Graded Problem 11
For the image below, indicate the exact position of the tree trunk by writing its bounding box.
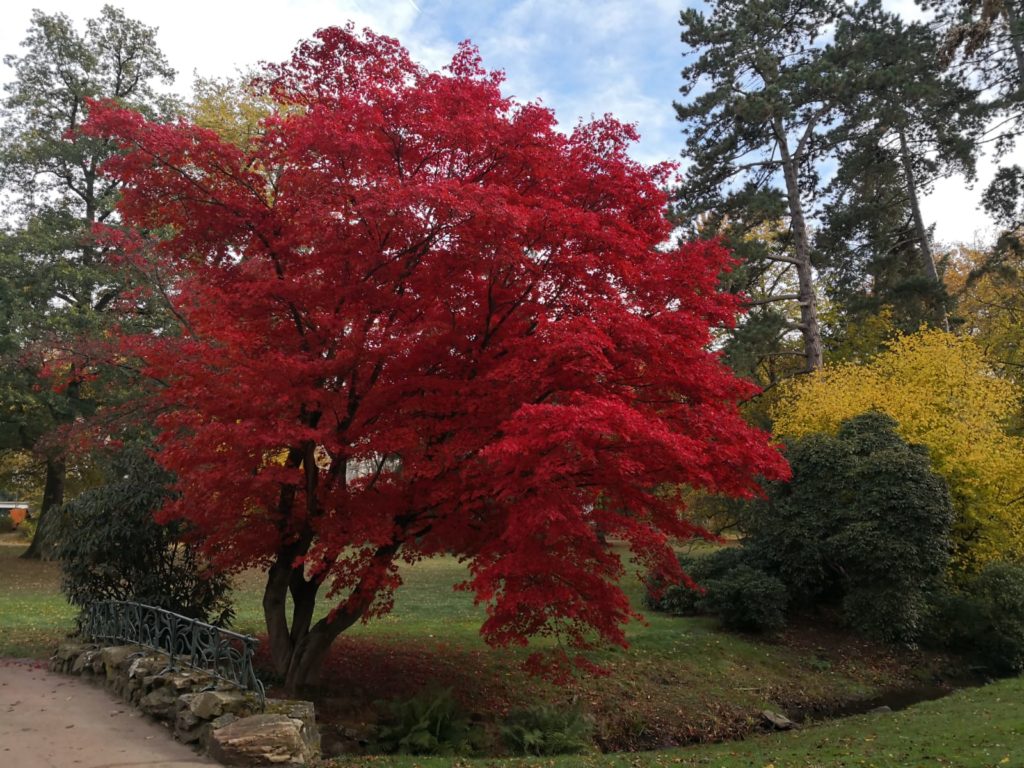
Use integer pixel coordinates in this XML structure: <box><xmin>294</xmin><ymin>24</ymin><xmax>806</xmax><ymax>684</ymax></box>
<box><xmin>282</xmin><ymin>612</ymin><xmax>359</xmax><ymax>696</ymax></box>
<box><xmin>775</xmin><ymin>124</ymin><xmax>824</xmax><ymax>372</ymax></box>
<box><xmin>263</xmin><ymin>541</ymin><xmax>400</xmax><ymax>696</ymax></box>
<box><xmin>20</xmin><ymin>455</ymin><xmax>65</xmax><ymax>560</ymax></box>
<box><xmin>1002</xmin><ymin>0</ymin><xmax>1024</xmax><ymax>93</ymax></box>
<box><xmin>898</xmin><ymin>127</ymin><xmax>949</xmax><ymax>330</ymax></box>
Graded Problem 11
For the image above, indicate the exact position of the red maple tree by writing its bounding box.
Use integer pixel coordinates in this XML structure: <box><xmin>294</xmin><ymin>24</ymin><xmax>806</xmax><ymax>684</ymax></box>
<box><xmin>84</xmin><ymin>27</ymin><xmax>789</xmax><ymax>693</ymax></box>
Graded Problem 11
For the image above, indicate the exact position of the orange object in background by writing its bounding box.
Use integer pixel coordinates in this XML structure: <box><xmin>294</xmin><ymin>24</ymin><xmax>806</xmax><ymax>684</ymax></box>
<box><xmin>9</xmin><ymin>508</ymin><xmax>27</xmax><ymax>526</ymax></box>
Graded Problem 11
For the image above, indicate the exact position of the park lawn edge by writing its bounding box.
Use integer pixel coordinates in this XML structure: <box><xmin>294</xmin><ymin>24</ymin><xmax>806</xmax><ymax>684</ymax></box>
<box><xmin>323</xmin><ymin>675</ymin><xmax>1024</xmax><ymax>768</ymax></box>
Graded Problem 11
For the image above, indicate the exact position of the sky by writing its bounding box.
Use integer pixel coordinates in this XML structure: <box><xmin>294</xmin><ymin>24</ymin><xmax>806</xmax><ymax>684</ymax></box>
<box><xmin>0</xmin><ymin>0</ymin><xmax>1011</xmax><ymax>246</ymax></box>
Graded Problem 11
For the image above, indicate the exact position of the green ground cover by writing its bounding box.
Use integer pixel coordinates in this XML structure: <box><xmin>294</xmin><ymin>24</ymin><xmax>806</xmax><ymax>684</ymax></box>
<box><xmin>0</xmin><ymin>537</ymin><xmax>76</xmax><ymax>656</ymax></box>
<box><xmin>324</xmin><ymin>675</ymin><xmax>1024</xmax><ymax>767</ymax></box>
<box><xmin>0</xmin><ymin>532</ymin><xmax>954</xmax><ymax>753</ymax></box>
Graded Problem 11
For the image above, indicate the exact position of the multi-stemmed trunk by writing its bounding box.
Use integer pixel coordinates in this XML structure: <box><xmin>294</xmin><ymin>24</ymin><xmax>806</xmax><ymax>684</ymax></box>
<box><xmin>262</xmin><ymin>528</ymin><xmax>399</xmax><ymax>695</ymax></box>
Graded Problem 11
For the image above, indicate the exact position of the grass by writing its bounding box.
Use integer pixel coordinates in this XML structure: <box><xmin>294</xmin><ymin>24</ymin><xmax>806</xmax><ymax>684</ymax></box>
<box><xmin>218</xmin><ymin>544</ymin><xmax>954</xmax><ymax>752</ymax></box>
<box><xmin>0</xmin><ymin>535</ymin><xmax>76</xmax><ymax>656</ymax></box>
<box><xmin>0</xmin><ymin>531</ymin><xmax>991</xmax><ymax>758</ymax></box>
<box><xmin>324</xmin><ymin>675</ymin><xmax>1024</xmax><ymax>767</ymax></box>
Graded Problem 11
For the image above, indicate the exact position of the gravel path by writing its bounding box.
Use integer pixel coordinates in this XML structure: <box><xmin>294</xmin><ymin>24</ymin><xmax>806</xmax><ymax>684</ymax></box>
<box><xmin>0</xmin><ymin>659</ymin><xmax>215</xmax><ymax>768</ymax></box>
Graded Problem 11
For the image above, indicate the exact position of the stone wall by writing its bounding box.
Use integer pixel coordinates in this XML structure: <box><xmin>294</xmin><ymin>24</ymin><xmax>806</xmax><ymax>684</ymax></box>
<box><xmin>50</xmin><ymin>641</ymin><xmax>320</xmax><ymax>767</ymax></box>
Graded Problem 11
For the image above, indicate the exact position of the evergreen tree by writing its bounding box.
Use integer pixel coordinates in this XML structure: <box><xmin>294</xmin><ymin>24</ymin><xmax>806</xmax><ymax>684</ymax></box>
<box><xmin>675</xmin><ymin>0</ymin><xmax>846</xmax><ymax>375</ymax></box>
<box><xmin>921</xmin><ymin>0</ymin><xmax>1024</xmax><ymax>106</ymax></box>
<box><xmin>922</xmin><ymin>1</ymin><xmax>1024</xmax><ymax>246</ymax></box>
<box><xmin>0</xmin><ymin>6</ymin><xmax>175</xmax><ymax>557</ymax></box>
<box><xmin>818</xmin><ymin>2</ymin><xmax>984</xmax><ymax>337</ymax></box>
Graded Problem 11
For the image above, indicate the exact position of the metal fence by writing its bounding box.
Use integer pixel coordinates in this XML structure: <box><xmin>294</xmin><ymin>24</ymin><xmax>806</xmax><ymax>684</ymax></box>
<box><xmin>82</xmin><ymin>600</ymin><xmax>265</xmax><ymax>702</ymax></box>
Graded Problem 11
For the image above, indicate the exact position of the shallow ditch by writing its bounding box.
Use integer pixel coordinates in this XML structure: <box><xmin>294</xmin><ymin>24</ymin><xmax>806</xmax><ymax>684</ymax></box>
<box><xmin>785</xmin><ymin>675</ymin><xmax>987</xmax><ymax>724</ymax></box>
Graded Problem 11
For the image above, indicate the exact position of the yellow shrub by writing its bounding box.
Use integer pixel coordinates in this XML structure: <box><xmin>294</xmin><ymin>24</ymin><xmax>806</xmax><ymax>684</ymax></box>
<box><xmin>773</xmin><ymin>329</ymin><xmax>1024</xmax><ymax>571</ymax></box>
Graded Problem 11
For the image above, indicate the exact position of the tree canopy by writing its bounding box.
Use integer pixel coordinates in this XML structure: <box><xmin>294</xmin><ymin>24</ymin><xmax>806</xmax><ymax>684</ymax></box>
<box><xmin>82</xmin><ymin>26</ymin><xmax>789</xmax><ymax>692</ymax></box>
<box><xmin>0</xmin><ymin>5</ymin><xmax>175</xmax><ymax>557</ymax></box>
<box><xmin>675</xmin><ymin>0</ymin><xmax>847</xmax><ymax>375</ymax></box>
<box><xmin>773</xmin><ymin>329</ymin><xmax>1024</xmax><ymax>571</ymax></box>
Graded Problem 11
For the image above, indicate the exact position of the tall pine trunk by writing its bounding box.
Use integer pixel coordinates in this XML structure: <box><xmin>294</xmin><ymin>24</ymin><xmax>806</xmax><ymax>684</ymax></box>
<box><xmin>898</xmin><ymin>127</ymin><xmax>949</xmax><ymax>330</ymax></box>
<box><xmin>776</xmin><ymin>123</ymin><xmax>824</xmax><ymax>372</ymax></box>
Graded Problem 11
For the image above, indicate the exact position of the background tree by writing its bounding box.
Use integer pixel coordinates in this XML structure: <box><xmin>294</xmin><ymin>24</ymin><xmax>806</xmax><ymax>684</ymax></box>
<box><xmin>774</xmin><ymin>329</ymin><xmax>1024</xmax><ymax>571</ymax></box>
<box><xmin>921</xmin><ymin>0</ymin><xmax>1024</xmax><ymax>110</ymax></box>
<box><xmin>188</xmin><ymin>70</ymin><xmax>276</xmax><ymax>148</ymax></box>
<box><xmin>0</xmin><ymin>5</ymin><xmax>175</xmax><ymax>557</ymax></box>
<box><xmin>675</xmin><ymin>0</ymin><xmax>847</xmax><ymax>375</ymax></box>
<box><xmin>817</xmin><ymin>3</ymin><xmax>984</xmax><ymax>336</ymax></box>
<box><xmin>84</xmin><ymin>27</ymin><xmax>790</xmax><ymax>694</ymax></box>
<box><xmin>946</xmin><ymin>243</ymin><xmax>1024</xmax><ymax>407</ymax></box>
<box><xmin>922</xmin><ymin>0</ymin><xmax>1024</xmax><ymax>254</ymax></box>
<box><xmin>712</xmin><ymin>221</ymin><xmax>809</xmax><ymax>391</ymax></box>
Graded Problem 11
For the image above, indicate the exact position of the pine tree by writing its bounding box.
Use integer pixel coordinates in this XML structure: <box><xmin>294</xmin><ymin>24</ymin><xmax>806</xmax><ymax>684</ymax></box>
<box><xmin>675</xmin><ymin>0</ymin><xmax>847</xmax><ymax>375</ymax></box>
<box><xmin>818</xmin><ymin>2</ymin><xmax>984</xmax><ymax>337</ymax></box>
<box><xmin>922</xmin><ymin>0</ymin><xmax>1024</xmax><ymax>105</ymax></box>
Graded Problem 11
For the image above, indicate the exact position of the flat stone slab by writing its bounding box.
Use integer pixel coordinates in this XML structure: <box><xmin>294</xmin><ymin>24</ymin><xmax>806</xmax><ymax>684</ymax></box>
<box><xmin>208</xmin><ymin>713</ymin><xmax>308</xmax><ymax>766</ymax></box>
<box><xmin>0</xmin><ymin>658</ymin><xmax>214</xmax><ymax>767</ymax></box>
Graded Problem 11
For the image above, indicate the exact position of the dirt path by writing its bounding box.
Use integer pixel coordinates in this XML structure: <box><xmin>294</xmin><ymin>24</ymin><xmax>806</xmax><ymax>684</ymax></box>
<box><xmin>0</xmin><ymin>659</ymin><xmax>215</xmax><ymax>768</ymax></box>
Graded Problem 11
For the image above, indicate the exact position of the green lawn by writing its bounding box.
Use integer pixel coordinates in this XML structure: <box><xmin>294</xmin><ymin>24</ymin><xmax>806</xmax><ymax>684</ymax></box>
<box><xmin>325</xmin><ymin>675</ymin><xmax>1024</xmax><ymax>767</ymax></box>
<box><xmin>1</xmin><ymin>532</ymin><xmax>1001</xmax><ymax>760</ymax></box>
<box><xmin>0</xmin><ymin>537</ymin><xmax>76</xmax><ymax>656</ymax></box>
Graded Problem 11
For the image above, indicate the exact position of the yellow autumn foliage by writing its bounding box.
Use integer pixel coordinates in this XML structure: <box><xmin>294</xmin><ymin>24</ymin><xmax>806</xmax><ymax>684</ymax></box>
<box><xmin>947</xmin><ymin>244</ymin><xmax>1024</xmax><ymax>392</ymax></box>
<box><xmin>773</xmin><ymin>329</ymin><xmax>1024</xmax><ymax>571</ymax></box>
<box><xmin>189</xmin><ymin>72</ymin><xmax>278</xmax><ymax>149</ymax></box>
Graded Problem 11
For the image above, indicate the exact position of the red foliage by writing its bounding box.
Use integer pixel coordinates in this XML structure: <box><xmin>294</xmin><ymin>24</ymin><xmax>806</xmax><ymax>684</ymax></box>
<box><xmin>83</xmin><ymin>26</ymin><xmax>788</xmax><ymax>674</ymax></box>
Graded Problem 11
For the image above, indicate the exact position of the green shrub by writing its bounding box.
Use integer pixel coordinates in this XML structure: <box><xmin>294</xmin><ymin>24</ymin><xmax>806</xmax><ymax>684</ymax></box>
<box><xmin>651</xmin><ymin>413</ymin><xmax>954</xmax><ymax>643</ymax></box>
<box><xmin>15</xmin><ymin>514</ymin><xmax>37</xmax><ymax>541</ymax></box>
<box><xmin>646</xmin><ymin>547</ymin><xmax>787</xmax><ymax>633</ymax></box>
<box><xmin>376</xmin><ymin>688</ymin><xmax>472</xmax><ymax>756</ymax></box>
<box><xmin>55</xmin><ymin>442</ymin><xmax>233</xmax><ymax>625</ymax></box>
<box><xmin>500</xmin><ymin>703</ymin><xmax>594</xmax><ymax>756</ymax></box>
<box><xmin>643</xmin><ymin>555</ymin><xmax>703</xmax><ymax>615</ymax></box>
<box><xmin>702</xmin><ymin>564</ymin><xmax>788</xmax><ymax>633</ymax></box>
<box><xmin>931</xmin><ymin>562</ymin><xmax>1024</xmax><ymax>675</ymax></box>
<box><xmin>748</xmin><ymin>411</ymin><xmax>954</xmax><ymax>643</ymax></box>
<box><xmin>643</xmin><ymin>548</ymin><xmax>750</xmax><ymax>616</ymax></box>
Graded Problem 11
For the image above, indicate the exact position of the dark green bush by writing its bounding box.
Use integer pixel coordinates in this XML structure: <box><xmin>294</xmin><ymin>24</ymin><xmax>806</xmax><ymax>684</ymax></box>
<box><xmin>500</xmin><ymin>703</ymin><xmax>594</xmax><ymax>756</ymax></box>
<box><xmin>643</xmin><ymin>555</ymin><xmax>702</xmax><ymax>615</ymax></box>
<box><xmin>649</xmin><ymin>413</ymin><xmax>954</xmax><ymax>644</ymax></box>
<box><xmin>749</xmin><ymin>411</ymin><xmax>954</xmax><ymax>643</ymax></box>
<box><xmin>376</xmin><ymin>688</ymin><xmax>472</xmax><ymax>756</ymax></box>
<box><xmin>55</xmin><ymin>442</ymin><xmax>233</xmax><ymax>625</ymax></box>
<box><xmin>702</xmin><ymin>564</ymin><xmax>789</xmax><ymax>633</ymax></box>
<box><xmin>643</xmin><ymin>547</ymin><xmax>751</xmax><ymax>616</ymax></box>
<box><xmin>930</xmin><ymin>562</ymin><xmax>1024</xmax><ymax>675</ymax></box>
<box><xmin>645</xmin><ymin>548</ymin><xmax>787</xmax><ymax>633</ymax></box>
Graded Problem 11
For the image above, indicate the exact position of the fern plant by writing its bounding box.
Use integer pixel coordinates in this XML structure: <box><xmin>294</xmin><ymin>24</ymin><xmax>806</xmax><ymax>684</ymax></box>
<box><xmin>500</xmin><ymin>703</ymin><xmax>594</xmax><ymax>756</ymax></box>
<box><xmin>376</xmin><ymin>688</ymin><xmax>472</xmax><ymax>756</ymax></box>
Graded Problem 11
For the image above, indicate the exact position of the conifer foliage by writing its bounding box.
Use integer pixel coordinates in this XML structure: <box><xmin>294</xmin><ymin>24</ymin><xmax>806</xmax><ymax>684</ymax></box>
<box><xmin>84</xmin><ymin>27</ymin><xmax>788</xmax><ymax>692</ymax></box>
<box><xmin>675</xmin><ymin>0</ymin><xmax>844</xmax><ymax>374</ymax></box>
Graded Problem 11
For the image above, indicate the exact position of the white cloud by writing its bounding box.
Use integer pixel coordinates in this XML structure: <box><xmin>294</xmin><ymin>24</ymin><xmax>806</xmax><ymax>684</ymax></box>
<box><xmin>0</xmin><ymin>1</ymin><xmax>438</xmax><ymax>91</ymax></box>
<box><xmin>927</xmin><ymin>138</ymin><xmax>1024</xmax><ymax>247</ymax></box>
<box><xmin>0</xmin><ymin>0</ymin><xmax>1013</xmax><ymax>246</ymax></box>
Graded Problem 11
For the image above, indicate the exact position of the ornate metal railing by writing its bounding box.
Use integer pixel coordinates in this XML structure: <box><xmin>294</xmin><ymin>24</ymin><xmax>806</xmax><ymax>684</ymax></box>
<box><xmin>82</xmin><ymin>600</ymin><xmax>265</xmax><ymax>702</ymax></box>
